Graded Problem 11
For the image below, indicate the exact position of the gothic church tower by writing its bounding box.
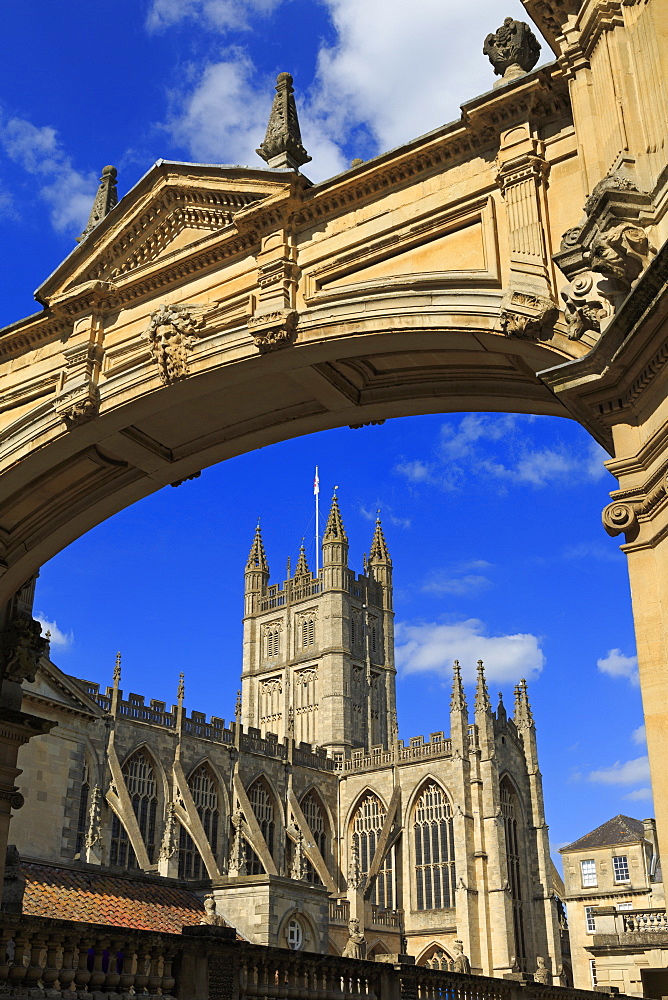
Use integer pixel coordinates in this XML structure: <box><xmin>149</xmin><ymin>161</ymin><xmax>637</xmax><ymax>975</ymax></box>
<box><xmin>241</xmin><ymin>496</ymin><xmax>396</xmax><ymax>754</ymax></box>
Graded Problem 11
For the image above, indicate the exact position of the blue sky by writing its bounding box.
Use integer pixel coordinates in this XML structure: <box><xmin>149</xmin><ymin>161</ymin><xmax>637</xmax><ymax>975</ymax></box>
<box><xmin>0</xmin><ymin>1</ymin><xmax>648</xmax><ymax>865</ymax></box>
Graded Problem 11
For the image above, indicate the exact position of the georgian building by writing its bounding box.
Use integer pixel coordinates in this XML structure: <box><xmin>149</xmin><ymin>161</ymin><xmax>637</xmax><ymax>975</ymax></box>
<box><xmin>9</xmin><ymin>496</ymin><xmax>566</xmax><ymax>979</ymax></box>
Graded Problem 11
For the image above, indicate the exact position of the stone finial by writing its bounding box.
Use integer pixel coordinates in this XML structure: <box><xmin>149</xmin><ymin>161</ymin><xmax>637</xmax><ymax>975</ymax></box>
<box><xmin>177</xmin><ymin>672</ymin><xmax>185</xmax><ymax>705</ymax></box>
<box><xmin>245</xmin><ymin>521</ymin><xmax>269</xmax><ymax>573</ymax></box>
<box><xmin>474</xmin><ymin>659</ymin><xmax>492</xmax><ymax>714</ymax></box>
<box><xmin>235</xmin><ymin>689</ymin><xmax>242</xmax><ymax>723</ymax></box>
<box><xmin>256</xmin><ymin>72</ymin><xmax>312</xmax><ymax>170</ymax></box>
<box><xmin>323</xmin><ymin>493</ymin><xmax>348</xmax><ymax>543</ymax></box>
<box><xmin>369</xmin><ymin>516</ymin><xmax>391</xmax><ymax>565</ymax></box>
<box><xmin>483</xmin><ymin>18</ymin><xmax>540</xmax><ymax>86</ymax></box>
<box><xmin>113</xmin><ymin>651</ymin><xmax>122</xmax><ymax>685</ymax></box>
<box><xmin>450</xmin><ymin>660</ymin><xmax>467</xmax><ymax>713</ymax></box>
<box><xmin>513</xmin><ymin>678</ymin><xmax>534</xmax><ymax>728</ymax></box>
<box><xmin>78</xmin><ymin>165</ymin><xmax>118</xmax><ymax>242</ymax></box>
<box><xmin>293</xmin><ymin>544</ymin><xmax>310</xmax><ymax>579</ymax></box>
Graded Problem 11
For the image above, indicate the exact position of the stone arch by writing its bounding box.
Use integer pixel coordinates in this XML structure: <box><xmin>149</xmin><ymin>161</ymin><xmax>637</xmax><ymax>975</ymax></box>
<box><xmin>245</xmin><ymin>774</ymin><xmax>282</xmax><ymax>874</ymax></box>
<box><xmin>404</xmin><ymin>773</ymin><xmax>453</xmax><ymax>824</ymax></box>
<box><xmin>416</xmin><ymin>942</ymin><xmax>453</xmax><ymax>968</ymax></box>
<box><xmin>499</xmin><ymin>773</ymin><xmax>529</xmax><ymax>971</ymax></box>
<box><xmin>347</xmin><ymin>788</ymin><xmax>395</xmax><ymax>910</ymax></box>
<box><xmin>178</xmin><ymin>760</ymin><xmax>224</xmax><ymax>879</ymax></box>
<box><xmin>111</xmin><ymin>744</ymin><xmax>164</xmax><ymax>867</ymax></box>
<box><xmin>298</xmin><ymin>785</ymin><xmax>331</xmax><ymax>883</ymax></box>
<box><xmin>408</xmin><ymin>778</ymin><xmax>456</xmax><ymax>913</ymax></box>
<box><xmin>120</xmin><ymin>742</ymin><xmax>169</xmax><ymax>812</ymax></box>
<box><xmin>367</xmin><ymin>940</ymin><xmax>391</xmax><ymax>958</ymax></box>
<box><xmin>276</xmin><ymin>906</ymin><xmax>320</xmax><ymax>953</ymax></box>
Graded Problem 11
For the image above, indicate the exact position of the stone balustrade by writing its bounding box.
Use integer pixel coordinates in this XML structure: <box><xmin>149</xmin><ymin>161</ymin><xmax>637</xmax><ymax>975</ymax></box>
<box><xmin>0</xmin><ymin>913</ymin><xmax>635</xmax><ymax>1000</ymax></box>
<box><xmin>620</xmin><ymin>908</ymin><xmax>667</xmax><ymax>933</ymax></box>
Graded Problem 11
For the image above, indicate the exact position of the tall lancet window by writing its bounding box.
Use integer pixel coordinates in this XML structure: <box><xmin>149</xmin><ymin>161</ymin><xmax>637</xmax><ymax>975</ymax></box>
<box><xmin>110</xmin><ymin>749</ymin><xmax>158</xmax><ymax>867</ymax></box>
<box><xmin>501</xmin><ymin>780</ymin><xmax>527</xmax><ymax>970</ymax></box>
<box><xmin>178</xmin><ymin>765</ymin><xmax>220</xmax><ymax>879</ymax></box>
<box><xmin>413</xmin><ymin>782</ymin><xmax>456</xmax><ymax>910</ymax></box>
<box><xmin>295</xmin><ymin>667</ymin><xmax>318</xmax><ymax>744</ymax></box>
<box><xmin>247</xmin><ymin>779</ymin><xmax>276</xmax><ymax>875</ymax></box>
<box><xmin>75</xmin><ymin>762</ymin><xmax>90</xmax><ymax>856</ymax></box>
<box><xmin>352</xmin><ymin>792</ymin><xmax>395</xmax><ymax>909</ymax></box>
<box><xmin>300</xmin><ymin>790</ymin><xmax>328</xmax><ymax>884</ymax></box>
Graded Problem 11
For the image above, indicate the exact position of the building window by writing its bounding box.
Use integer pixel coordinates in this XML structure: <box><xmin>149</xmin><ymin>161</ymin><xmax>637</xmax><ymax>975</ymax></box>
<box><xmin>351</xmin><ymin>792</ymin><xmax>394</xmax><ymax>909</ymax></box>
<box><xmin>585</xmin><ymin>906</ymin><xmax>596</xmax><ymax>933</ymax></box>
<box><xmin>300</xmin><ymin>790</ymin><xmax>327</xmax><ymax>884</ymax></box>
<box><xmin>294</xmin><ymin>667</ymin><xmax>318</xmax><ymax>745</ymax></box>
<box><xmin>301</xmin><ymin>617</ymin><xmax>315</xmax><ymax>647</ymax></box>
<box><xmin>617</xmin><ymin>902</ymin><xmax>633</xmax><ymax>910</ymax></box>
<box><xmin>259</xmin><ymin>677</ymin><xmax>282</xmax><ymax>729</ymax></box>
<box><xmin>287</xmin><ymin>918</ymin><xmax>303</xmax><ymax>950</ymax></box>
<box><xmin>501</xmin><ymin>780</ymin><xmax>526</xmax><ymax>971</ymax></box>
<box><xmin>590</xmin><ymin>960</ymin><xmax>598</xmax><ymax>989</ymax></box>
<box><xmin>266</xmin><ymin>628</ymin><xmax>280</xmax><ymax>657</ymax></box>
<box><xmin>413</xmin><ymin>783</ymin><xmax>456</xmax><ymax>911</ymax></box>
<box><xmin>75</xmin><ymin>763</ymin><xmax>90</xmax><ymax>856</ymax></box>
<box><xmin>178</xmin><ymin>765</ymin><xmax>220</xmax><ymax>880</ymax></box>
<box><xmin>613</xmin><ymin>855</ymin><xmax>630</xmax><ymax>882</ymax></box>
<box><xmin>247</xmin><ymin>780</ymin><xmax>275</xmax><ymax>875</ymax></box>
<box><xmin>110</xmin><ymin>749</ymin><xmax>159</xmax><ymax>867</ymax></box>
<box><xmin>581</xmin><ymin>859</ymin><xmax>597</xmax><ymax>887</ymax></box>
<box><xmin>371</xmin><ymin>624</ymin><xmax>378</xmax><ymax>654</ymax></box>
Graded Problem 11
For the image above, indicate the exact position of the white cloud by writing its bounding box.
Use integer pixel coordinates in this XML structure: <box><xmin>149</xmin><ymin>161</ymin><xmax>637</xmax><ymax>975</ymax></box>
<box><xmin>35</xmin><ymin>616</ymin><xmax>73</xmax><ymax>651</ymax></box>
<box><xmin>395</xmin><ymin>618</ymin><xmax>544</xmax><ymax>684</ymax></box>
<box><xmin>146</xmin><ymin>0</ymin><xmax>282</xmax><ymax>32</ymax></box>
<box><xmin>625</xmin><ymin>787</ymin><xmax>653</xmax><ymax>802</ymax></box>
<box><xmin>597</xmin><ymin>648</ymin><xmax>639</xmax><ymax>686</ymax></box>
<box><xmin>422</xmin><ymin>561</ymin><xmax>493</xmax><ymax>596</ymax></box>
<box><xmin>358</xmin><ymin>504</ymin><xmax>411</xmax><ymax>529</ymax></box>
<box><xmin>1</xmin><ymin>115</ymin><xmax>96</xmax><ymax>234</ymax></box>
<box><xmin>393</xmin><ymin>460</ymin><xmax>437</xmax><ymax>485</ymax></box>
<box><xmin>588</xmin><ymin>756</ymin><xmax>650</xmax><ymax>786</ymax></box>
<box><xmin>632</xmin><ymin>724</ymin><xmax>646</xmax><ymax>746</ymax></box>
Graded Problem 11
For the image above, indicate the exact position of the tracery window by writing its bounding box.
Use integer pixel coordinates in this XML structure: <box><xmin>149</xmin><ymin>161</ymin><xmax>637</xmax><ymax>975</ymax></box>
<box><xmin>352</xmin><ymin>792</ymin><xmax>395</xmax><ymax>909</ymax></box>
<box><xmin>75</xmin><ymin>762</ymin><xmax>90</xmax><ymax>856</ymax></box>
<box><xmin>259</xmin><ymin>677</ymin><xmax>282</xmax><ymax>729</ymax></box>
<box><xmin>301</xmin><ymin>617</ymin><xmax>315</xmax><ymax>647</ymax></box>
<box><xmin>247</xmin><ymin>779</ymin><xmax>276</xmax><ymax>875</ymax></box>
<box><xmin>110</xmin><ymin>749</ymin><xmax>159</xmax><ymax>867</ymax></box>
<box><xmin>178</xmin><ymin>764</ymin><xmax>220</xmax><ymax>879</ymax></box>
<box><xmin>413</xmin><ymin>783</ymin><xmax>456</xmax><ymax>910</ymax></box>
<box><xmin>501</xmin><ymin>780</ymin><xmax>526</xmax><ymax>970</ymax></box>
<box><xmin>294</xmin><ymin>667</ymin><xmax>318</xmax><ymax>744</ymax></box>
<box><xmin>265</xmin><ymin>627</ymin><xmax>281</xmax><ymax>658</ymax></box>
<box><xmin>300</xmin><ymin>790</ymin><xmax>327</xmax><ymax>884</ymax></box>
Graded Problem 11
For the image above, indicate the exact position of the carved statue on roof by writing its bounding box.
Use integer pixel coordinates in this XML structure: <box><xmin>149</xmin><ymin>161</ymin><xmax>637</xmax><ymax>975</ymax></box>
<box><xmin>483</xmin><ymin>18</ymin><xmax>540</xmax><ymax>86</ymax></box>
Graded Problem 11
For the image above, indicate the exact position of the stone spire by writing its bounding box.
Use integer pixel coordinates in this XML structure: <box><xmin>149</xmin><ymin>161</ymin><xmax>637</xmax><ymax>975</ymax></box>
<box><xmin>77</xmin><ymin>165</ymin><xmax>118</xmax><ymax>242</ymax></box>
<box><xmin>294</xmin><ymin>543</ymin><xmax>310</xmax><ymax>579</ymax></box>
<box><xmin>474</xmin><ymin>659</ymin><xmax>492</xmax><ymax>714</ymax></box>
<box><xmin>513</xmin><ymin>678</ymin><xmax>534</xmax><ymax>729</ymax></box>
<box><xmin>256</xmin><ymin>72</ymin><xmax>312</xmax><ymax>170</ymax></box>
<box><xmin>322</xmin><ymin>492</ymin><xmax>349</xmax><ymax>587</ymax></box>
<box><xmin>323</xmin><ymin>493</ymin><xmax>348</xmax><ymax>544</ymax></box>
<box><xmin>369</xmin><ymin>517</ymin><xmax>391</xmax><ymax>565</ymax></box>
<box><xmin>246</xmin><ymin>521</ymin><xmax>269</xmax><ymax>573</ymax></box>
<box><xmin>244</xmin><ymin>521</ymin><xmax>269</xmax><ymax>614</ymax></box>
<box><xmin>450</xmin><ymin>660</ymin><xmax>467</xmax><ymax>713</ymax></box>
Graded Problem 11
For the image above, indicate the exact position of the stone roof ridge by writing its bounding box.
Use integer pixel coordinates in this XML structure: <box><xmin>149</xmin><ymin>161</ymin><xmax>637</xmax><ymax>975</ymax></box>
<box><xmin>560</xmin><ymin>814</ymin><xmax>647</xmax><ymax>853</ymax></box>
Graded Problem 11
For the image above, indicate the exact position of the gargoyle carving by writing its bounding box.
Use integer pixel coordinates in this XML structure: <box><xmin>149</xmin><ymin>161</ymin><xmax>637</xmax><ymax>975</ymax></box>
<box><xmin>590</xmin><ymin>223</ymin><xmax>656</xmax><ymax>290</ymax></box>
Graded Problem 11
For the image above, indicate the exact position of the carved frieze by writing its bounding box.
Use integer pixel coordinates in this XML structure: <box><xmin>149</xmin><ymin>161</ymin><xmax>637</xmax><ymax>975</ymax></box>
<box><xmin>143</xmin><ymin>303</ymin><xmax>206</xmax><ymax>383</ymax></box>
<box><xmin>248</xmin><ymin>308</ymin><xmax>298</xmax><ymax>353</ymax></box>
<box><xmin>500</xmin><ymin>290</ymin><xmax>557</xmax><ymax>339</ymax></box>
<box><xmin>54</xmin><ymin>381</ymin><xmax>100</xmax><ymax>429</ymax></box>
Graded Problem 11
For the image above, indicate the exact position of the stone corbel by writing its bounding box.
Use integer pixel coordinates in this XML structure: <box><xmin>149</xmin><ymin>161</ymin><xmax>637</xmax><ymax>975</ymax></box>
<box><xmin>248</xmin><ymin>226</ymin><xmax>300</xmax><ymax>353</ymax></box>
<box><xmin>499</xmin><ymin>290</ymin><xmax>558</xmax><ymax>339</ymax></box>
<box><xmin>602</xmin><ymin>501</ymin><xmax>639</xmax><ymax>539</ymax></box>
<box><xmin>248</xmin><ymin>308</ymin><xmax>298</xmax><ymax>353</ymax></box>
<box><xmin>54</xmin><ymin>336</ymin><xmax>102</xmax><ymax>430</ymax></box>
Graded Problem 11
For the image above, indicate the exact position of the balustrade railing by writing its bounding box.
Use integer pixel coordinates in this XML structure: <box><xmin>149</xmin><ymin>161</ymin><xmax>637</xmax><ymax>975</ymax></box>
<box><xmin>620</xmin><ymin>908</ymin><xmax>668</xmax><ymax>933</ymax></box>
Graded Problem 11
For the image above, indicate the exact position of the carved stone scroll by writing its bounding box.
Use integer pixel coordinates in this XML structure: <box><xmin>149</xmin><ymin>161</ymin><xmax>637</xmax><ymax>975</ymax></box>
<box><xmin>602</xmin><ymin>501</ymin><xmax>639</xmax><ymax>538</ymax></box>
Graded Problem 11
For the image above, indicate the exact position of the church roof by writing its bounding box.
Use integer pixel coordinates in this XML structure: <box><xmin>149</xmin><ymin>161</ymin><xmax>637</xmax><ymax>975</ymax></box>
<box><xmin>560</xmin><ymin>814</ymin><xmax>646</xmax><ymax>853</ymax></box>
<box><xmin>19</xmin><ymin>861</ymin><xmax>205</xmax><ymax>933</ymax></box>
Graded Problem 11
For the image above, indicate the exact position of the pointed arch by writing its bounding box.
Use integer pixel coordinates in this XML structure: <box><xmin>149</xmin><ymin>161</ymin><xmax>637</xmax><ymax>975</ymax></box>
<box><xmin>500</xmin><ymin>775</ymin><xmax>527</xmax><ymax>971</ymax></box>
<box><xmin>367</xmin><ymin>940</ymin><xmax>390</xmax><ymax>958</ymax></box>
<box><xmin>298</xmin><ymin>787</ymin><xmax>330</xmax><ymax>884</ymax></box>
<box><xmin>178</xmin><ymin>761</ymin><xmax>222</xmax><ymax>879</ymax></box>
<box><xmin>344</xmin><ymin>785</ymin><xmax>389</xmax><ymax>832</ymax></box>
<box><xmin>120</xmin><ymin>741</ymin><xmax>169</xmax><ymax>808</ymax></box>
<box><xmin>245</xmin><ymin>775</ymin><xmax>280</xmax><ymax>874</ymax></box>
<box><xmin>348</xmin><ymin>788</ymin><xmax>395</xmax><ymax>910</ymax></box>
<box><xmin>416</xmin><ymin>942</ymin><xmax>453</xmax><ymax>969</ymax></box>
<box><xmin>410</xmin><ymin>778</ymin><xmax>456</xmax><ymax>911</ymax></box>
<box><xmin>111</xmin><ymin>746</ymin><xmax>160</xmax><ymax>867</ymax></box>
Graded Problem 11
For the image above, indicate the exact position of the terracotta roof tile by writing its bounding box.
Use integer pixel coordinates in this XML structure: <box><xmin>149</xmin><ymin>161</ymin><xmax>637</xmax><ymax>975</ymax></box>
<box><xmin>20</xmin><ymin>862</ymin><xmax>205</xmax><ymax>934</ymax></box>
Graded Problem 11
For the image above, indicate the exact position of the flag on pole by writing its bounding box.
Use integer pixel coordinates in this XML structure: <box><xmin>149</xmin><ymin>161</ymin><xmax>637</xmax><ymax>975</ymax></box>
<box><xmin>314</xmin><ymin>466</ymin><xmax>320</xmax><ymax>495</ymax></box>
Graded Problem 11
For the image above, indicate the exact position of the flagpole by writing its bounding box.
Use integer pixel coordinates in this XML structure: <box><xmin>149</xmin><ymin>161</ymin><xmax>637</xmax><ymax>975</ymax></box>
<box><xmin>314</xmin><ymin>466</ymin><xmax>320</xmax><ymax>576</ymax></box>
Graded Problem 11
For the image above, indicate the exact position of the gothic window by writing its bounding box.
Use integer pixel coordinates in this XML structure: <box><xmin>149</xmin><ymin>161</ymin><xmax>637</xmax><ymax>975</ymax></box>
<box><xmin>301</xmin><ymin>617</ymin><xmax>316</xmax><ymax>647</ymax></box>
<box><xmin>371</xmin><ymin>625</ymin><xmax>378</xmax><ymax>654</ymax></box>
<box><xmin>294</xmin><ymin>667</ymin><xmax>318</xmax><ymax>744</ymax></box>
<box><xmin>247</xmin><ymin>779</ymin><xmax>276</xmax><ymax>875</ymax></box>
<box><xmin>370</xmin><ymin>672</ymin><xmax>385</xmax><ymax>745</ymax></box>
<box><xmin>351</xmin><ymin>667</ymin><xmax>366</xmax><ymax>743</ymax></box>
<box><xmin>75</xmin><ymin>762</ymin><xmax>90</xmax><ymax>856</ymax></box>
<box><xmin>501</xmin><ymin>779</ymin><xmax>526</xmax><ymax>970</ymax></box>
<box><xmin>351</xmin><ymin>792</ymin><xmax>395</xmax><ymax>909</ymax></box>
<box><xmin>259</xmin><ymin>678</ymin><xmax>282</xmax><ymax>729</ymax></box>
<box><xmin>110</xmin><ymin>749</ymin><xmax>159</xmax><ymax>868</ymax></box>
<box><xmin>300</xmin><ymin>790</ymin><xmax>327</xmax><ymax>884</ymax></box>
<box><xmin>413</xmin><ymin>783</ymin><xmax>456</xmax><ymax>911</ymax></box>
<box><xmin>178</xmin><ymin>764</ymin><xmax>220</xmax><ymax>880</ymax></box>
<box><xmin>265</xmin><ymin>626</ymin><xmax>281</xmax><ymax>658</ymax></box>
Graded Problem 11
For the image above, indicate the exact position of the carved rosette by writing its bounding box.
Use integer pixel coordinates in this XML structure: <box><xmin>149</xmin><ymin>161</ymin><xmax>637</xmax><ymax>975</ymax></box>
<box><xmin>602</xmin><ymin>501</ymin><xmax>638</xmax><ymax>538</ymax></box>
<box><xmin>0</xmin><ymin>612</ymin><xmax>48</xmax><ymax>685</ymax></box>
<box><xmin>143</xmin><ymin>304</ymin><xmax>205</xmax><ymax>384</ymax></box>
<box><xmin>54</xmin><ymin>381</ymin><xmax>100</xmax><ymax>430</ymax></box>
<box><xmin>248</xmin><ymin>308</ymin><xmax>298</xmax><ymax>353</ymax></box>
<box><xmin>483</xmin><ymin>18</ymin><xmax>541</xmax><ymax>85</ymax></box>
<box><xmin>499</xmin><ymin>291</ymin><xmax>558</xmax><ymax>339</ymax></box>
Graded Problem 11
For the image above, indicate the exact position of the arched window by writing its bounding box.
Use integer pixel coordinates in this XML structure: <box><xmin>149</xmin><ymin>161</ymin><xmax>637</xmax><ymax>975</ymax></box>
<box><xmin>501</xmin><ymin>780</ymin><xmax>526</xmax><ymax>969</ymax></box>
<box><xmin>75</xmin><ymin>761</ymin><xmax>90</xmax><ymax>856</ymax></box>
<box><xmin>178</xmin><ymin>764</ymin><xmax>220</xmax><ymax>879</ymax></box>
<box><xmin>300</xmin><ymin>790</ymin><xmax>327</xmax><ymax>884</ymax></box>
<box><xmin>110</xmin><ymin>749</ymin><xmax>158</xmax><ymax>867</ymax></box>
<box><xmin>413</xmin><ymin>783</ymin><xmax>456</xmax><ymax>910</ymax></box>
<box><xmin>301</xmin><ymin>617</ymin><xmax>315</xmax><ymax>647</ymax></box>
<box><xmin>351</xmin><ymin>792</ymin><xmax>394</xmax><ymax>909</ymax></box>
<box><xmin>246</xmin><ymin>779</ymin><xmax>276</xmax><ymax>875</ymax></box>
<box><xmin>266</xmin><ymin>628</ymin><xmax>280</xmax><ymax>657</ymax></box>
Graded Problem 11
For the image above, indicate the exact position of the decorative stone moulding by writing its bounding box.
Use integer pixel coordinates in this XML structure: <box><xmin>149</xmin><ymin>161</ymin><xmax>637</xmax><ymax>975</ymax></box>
<box><xmin>554</xmin><ymin>165</ymin><xmax>657</xmax><ymax>341</ymax></box>
<box><xmin>499</xmin><ymin>290</ymin><xmax>558</xmax><ymax>339</ymax></box>
<box><xmin>602</xmin><ymin>501</ymin><xmax>639</xmax><ymax>538</ymax></box>
<box><xmin>143</xmin><ymin>303</ymin><xmax>206</xmax><ymax>384</ymax></box>
<box><xmin>248</xmin><ymin>308</ymin><xmax>298</xmax><ymax>353</ymax></box>
<box><xmin>483</xmin><ymin>18</ymin><xmax>541</xmax><ymax>87</ymax></box>
<box><xmin>54</xmin><ymin>380</ymin><xmax>100</xmax><ymax>430</ymax></box>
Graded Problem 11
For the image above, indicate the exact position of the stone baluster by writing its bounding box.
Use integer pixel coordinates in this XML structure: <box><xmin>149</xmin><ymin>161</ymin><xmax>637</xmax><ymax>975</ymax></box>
<box><xmin>42</xmin><ymin>933</ymin><xmax>62</xmax><ymax>991</ymax></box>
<box><xmin>58</xmin><ymin>935</ymin><xmax>77</xmax><ymax>992</ymax></box>
<box><xmin>161</xmin><ymin>947</ymin><xmax>176</xmax><ymax>996</ymax></box>
<box><xmin>119</xmin><ymin>939</ymin><xmax>137</xmax><ymax>993</ymax></box>
<box><xmin>147</xmin><ymin>944</ymin><xmax>163</xmax><ymax>994</ymax></box>
<box><xmin>73</xmin><ymin>936</ymin><xmax>93</xmax><ymax>992</ymax></box>
<box><xmin>324</xmin><ymin>960</ymin><xmax>341</xmax><ymax>1000</ymax></box>
<box><xmin>275</xmin><ymin>957</ymin><xmax>289</xmax><ymax>1000</ymax></box>
<box><xmin>238</xmin><ymin>954</ymin><xmax>252</xmax><ymax>998</ymax></box>
<box><xmin>104</xmin><ymin>937</ymin><xmax>123</xmax><ymax>991</ymax></box>
<box><xmin>88</xmin><ymin>937</ymin><xmax>108</xmax><ymax>992</ymax></box>
<box><xmin>24</xmin><ymin>930</ymin><xmax>46</xmax><ymax>988</ymax></box>
<box><xmin>0</xmin><ymin>926</ymin><xmax>13</xmax><ymax>988</ymax></box>
<box><xmin>8</xmin><ymin>928</ymin><xmax>30</xmax><ymax>987</ymax></box>
<box><xmin>134</xmin><ymin>941</ymin><xmax>150</xmax><ymax>994</ymax></box>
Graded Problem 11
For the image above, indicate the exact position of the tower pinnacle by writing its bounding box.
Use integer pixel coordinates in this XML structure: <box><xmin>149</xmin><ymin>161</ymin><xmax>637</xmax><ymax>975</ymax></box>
<box><xmin>369</xmin><ymin>516</ymin><xmax>391</xmax><ymax>565</ymax></box>
<box><xmin>294</xmin><ymin>543</ymin><xmax>311</xmax><ymax>579</ymax></box>
<box><xmin>78</xmin><ymin>165</ymin><xmax>118</xmax><ymax>242</ymax></box>
<box><xmin>246</xmin><ymin>521</ymin><xmax>269</xmax><ymax>573</ymax></box>
<box><xmin>323</xmin><ymin>493</ymin><xmax>348</xmax><ymax>543</ymax></box>
<box><xmin>513</xmin><ymin>678</ymin><xmax>534</xmax><ymax>728</ymax></box>
<box><xmin>474</xmin><ymin>659</ymin><xmax>492</xmax><ymax>714</ymax></box>
<box><xmin>450</xmin><ymin>660</ymin><xmax>467</xmax><ymax>713</ymax></box>
<box><xmin>256</xmin><ymin>73</ymin><xmax>312</xmax><ymax>170</ymax></box>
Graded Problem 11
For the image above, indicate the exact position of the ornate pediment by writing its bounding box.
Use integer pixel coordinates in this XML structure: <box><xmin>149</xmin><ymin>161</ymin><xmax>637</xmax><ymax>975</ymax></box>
<box><xmin>36</xmin><ymin>162</ymin><xmax>294</xmax><ymax>306</ymax></box>
<box><xmin>22</xmin><ymin>659</ymin><xmax>105</xmax><ymax>719</ymax></box>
